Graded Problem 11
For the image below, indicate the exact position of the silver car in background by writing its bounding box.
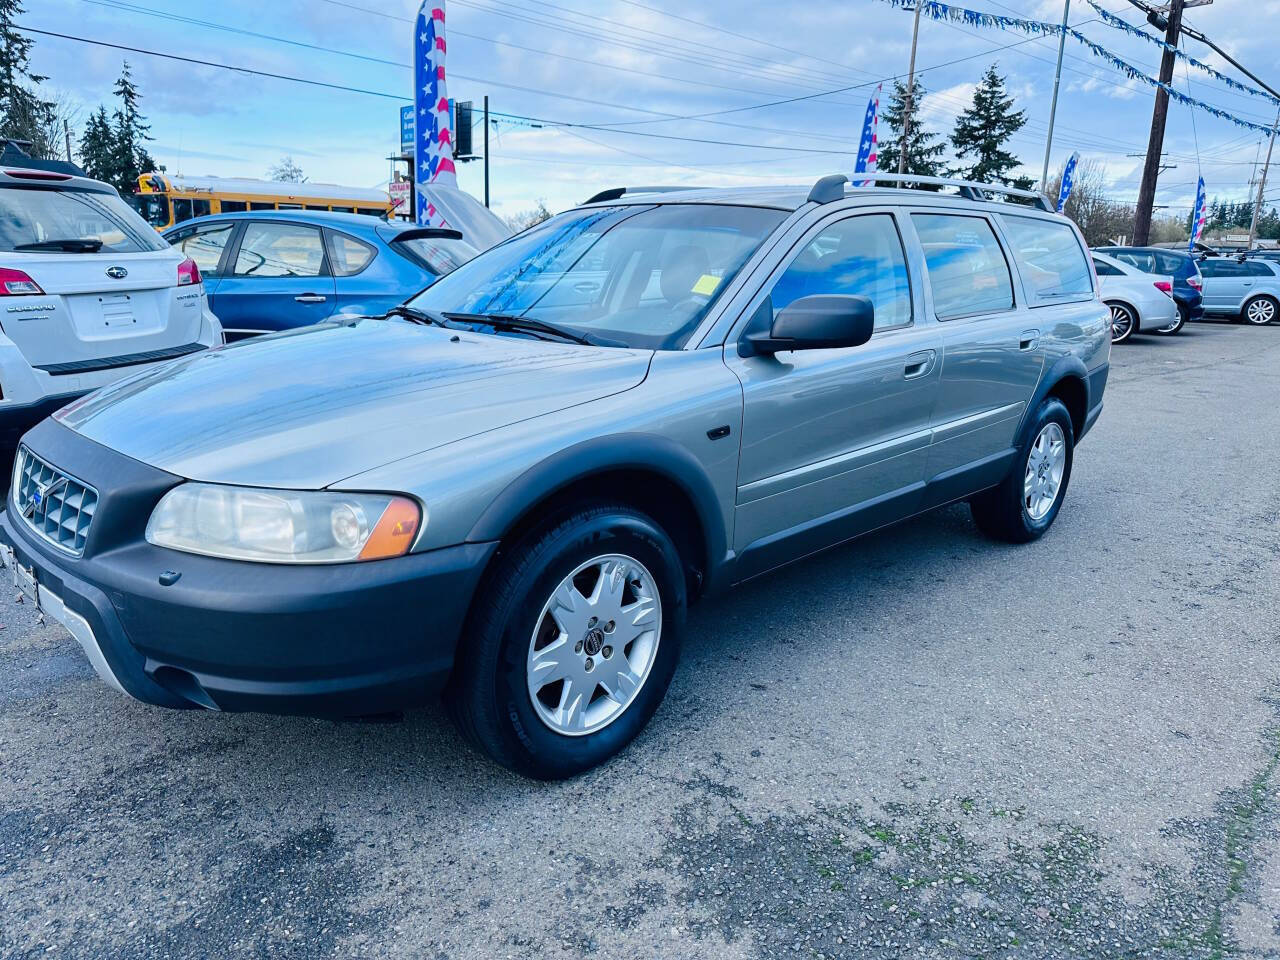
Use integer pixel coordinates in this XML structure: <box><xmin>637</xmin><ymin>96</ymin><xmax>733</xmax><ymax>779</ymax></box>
<box><xmin>1090</xmin><ymin>251</ymin><xmax>1177</xmax><ymax>342</ymax></box>
<box><xmin>1197</xmin><ymin>255</ymin><xmax>1280</xmax><ymax>325</ymax></box>
<box><xmin>0</xmin><ymin>174</ymin><xmax>1109</xmax><ymax>778</ymax></box>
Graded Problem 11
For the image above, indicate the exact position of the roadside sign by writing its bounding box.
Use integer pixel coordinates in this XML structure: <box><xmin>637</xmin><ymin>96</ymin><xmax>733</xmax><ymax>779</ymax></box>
<box><xmin>399</xmin><ymin>105</ymin><xmax>414</xmax><ymax>156</ymax></box>
<box><xmin>389</xmin><ymin>180</ymin><xmax>411</xmax><ymax>216</ymax></box>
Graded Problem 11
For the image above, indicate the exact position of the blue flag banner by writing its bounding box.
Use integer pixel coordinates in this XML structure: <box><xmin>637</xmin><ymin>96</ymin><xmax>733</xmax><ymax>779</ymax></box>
<box><xmin>877</xmin><ymin>0</ymin><xmax>1280</xmax><ymax>136</ymax></box>
<box><xmin>1057</xmin><ymin>152</ymin><xmax>1079</xmax><ymax>214</ymax></box>
<box><xmin>1086</xmin><ymin>1</ymin><xmax>1278</xmax><ymax>106</ymax></box>
<box><xmin>853</xmin><ymin>84</ymin><xmax>881</xmax><ymax>187</ymax></box>
<box><xmin>1189</xmin><ymin>177</ymin><xmax>1207</xmax><ymax>252</ymax></box>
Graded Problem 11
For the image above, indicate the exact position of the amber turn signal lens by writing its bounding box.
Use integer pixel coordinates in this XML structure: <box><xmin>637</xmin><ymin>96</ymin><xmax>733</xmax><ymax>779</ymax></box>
<box><xmin>358</xmin><ymin>497</ymin><xmax>422</xmax><ymax>560</ymax></box>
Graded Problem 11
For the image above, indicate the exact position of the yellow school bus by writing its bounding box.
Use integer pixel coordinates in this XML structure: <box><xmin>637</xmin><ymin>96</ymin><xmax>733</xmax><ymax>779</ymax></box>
<box><xmin>132</xmin><ymin>173</ymin><xmax>393</xmax><ymax>230</ymax></box>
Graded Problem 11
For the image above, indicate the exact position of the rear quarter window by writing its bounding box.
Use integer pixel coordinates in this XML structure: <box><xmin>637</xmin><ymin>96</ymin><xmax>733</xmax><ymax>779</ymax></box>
<box><xmin>1000</xmin><ymin>215</ymin><xmax>1093</xmax><ymax>304</ymax></box>
<box><xmin>1154</xmin><ymin>251</ymin><xmax>1190</xmax><ymax>276</ymax></box>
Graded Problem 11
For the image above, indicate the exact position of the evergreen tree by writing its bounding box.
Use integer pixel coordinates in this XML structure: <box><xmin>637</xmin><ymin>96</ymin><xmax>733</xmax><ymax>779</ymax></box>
<box><xmin>949</xmin><ymin>64</ymin><xmax>1029</xmax><ymax>186</ymax></box>
<box><xmin>878</xmin><ymin>78</ymin><xmax>947</xmax><ymax>178</ymax></box>
<box><xmin>79</xmin><ymin>106</ymin><xmax>115</xmax><ymax>183</ymax></box>
<box><xmin>108</xmin><ymin>61</ymin><xmax>155</xmax><ymax>193</ymax></box>
<box><xmin>0</xmin><ymin>0</ymin><xmax>56</xmax><ymax>157</ymax></box>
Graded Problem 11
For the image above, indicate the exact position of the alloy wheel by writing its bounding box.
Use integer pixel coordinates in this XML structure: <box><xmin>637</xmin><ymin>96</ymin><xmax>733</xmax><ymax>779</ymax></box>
<box><xmin>1246</xmin><ymin>298</ymin><xmax>1277</xmax><ymax>325</ymax></box>
<box><xmin>1024</xmin><ymin>422</ymin><xmax>1067</xmax><ymax>521</ymax></box>
<box><xmin>526</xmin><ymin>554</ymin><xmax>662</xmax><ymax>736</ymax></box>
<box><xmin>1109</xmin><ymin>303</ymin><xmax>1135</xmax><ymax>343</ymax></box>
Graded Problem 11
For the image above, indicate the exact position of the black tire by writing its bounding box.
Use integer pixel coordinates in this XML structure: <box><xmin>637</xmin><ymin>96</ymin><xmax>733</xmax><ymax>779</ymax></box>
<box><xmin>1153</xmin><ymin>307</ymin><xmax>1186</xmax><ymax>336</ymax></box>
<box><xmin>1242</xmin><ymin>294</ymin><xmax>1279</xmax><ymax>326</ymax></box>
<box><xmin>1106</xmin><ymin>301</ymin><xmax>1137</xmax><ymax>343</ymax></box>
<box><xmin>448</xmin><ymin>503</ymin><xmax>686</xmax><ymax>779</ymax></box>
<box><xmin>970</xmin><ymin>396</ymin><xmax>1075</xmax><ymax>544</ymax></box>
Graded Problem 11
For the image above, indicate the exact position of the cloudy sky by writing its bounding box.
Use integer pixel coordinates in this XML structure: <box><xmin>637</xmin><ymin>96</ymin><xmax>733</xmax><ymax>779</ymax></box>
<box><xmin>20</xmin><ymin>0</ymin><xmax>1279</xmax><ymax>222</ymax></box>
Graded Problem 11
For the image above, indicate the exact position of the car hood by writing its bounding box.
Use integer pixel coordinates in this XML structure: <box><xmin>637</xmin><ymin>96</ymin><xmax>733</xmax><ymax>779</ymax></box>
<box><xmin>56</xmin><ymin>319</ymin><xmax>653</xmax><ymax>488</ymax></box>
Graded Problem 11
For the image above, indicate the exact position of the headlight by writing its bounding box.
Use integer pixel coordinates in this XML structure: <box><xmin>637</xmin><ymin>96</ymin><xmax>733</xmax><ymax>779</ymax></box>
<box><xmin>145</xmin><ymin>484</ymin><xmax>422</xmax><ymax>563</ymax></box>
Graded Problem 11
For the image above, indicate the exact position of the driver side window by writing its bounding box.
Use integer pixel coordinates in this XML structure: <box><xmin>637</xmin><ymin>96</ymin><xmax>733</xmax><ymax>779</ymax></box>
<box><xmin>768</xmin><ymin>214</ymin><xmax>912</xmax><ymax>330</ymax></box>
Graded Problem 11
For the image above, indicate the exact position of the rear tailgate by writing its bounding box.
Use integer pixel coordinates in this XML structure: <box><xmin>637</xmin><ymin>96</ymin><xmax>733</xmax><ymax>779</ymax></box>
<box><xmin>3</xmin><ymin>250</ymin><xmax>204</xmax><ymax>370</ymax></box>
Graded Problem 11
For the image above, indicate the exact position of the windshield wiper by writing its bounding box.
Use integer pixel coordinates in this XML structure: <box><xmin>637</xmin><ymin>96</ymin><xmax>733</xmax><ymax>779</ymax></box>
<box><xmin>14</xmin><ymin>238</ymin><xmax>104</xmax><ymax>253</ymax></box>
<box><xmin>442</xmin><ymin>311</ymin><xmax>617</xmax><ymax>347</ymax></box>
<box><xmin>383</xmin><ymin>304</ymin><xmax>450</xmax><ymax>327</ymax></box>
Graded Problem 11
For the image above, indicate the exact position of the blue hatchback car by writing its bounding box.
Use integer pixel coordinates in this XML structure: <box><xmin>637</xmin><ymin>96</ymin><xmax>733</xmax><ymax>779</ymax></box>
<box><xmin>164</xmin><ymin>211</ymin><xmax>481</xmax><ymax>337</ymax></box>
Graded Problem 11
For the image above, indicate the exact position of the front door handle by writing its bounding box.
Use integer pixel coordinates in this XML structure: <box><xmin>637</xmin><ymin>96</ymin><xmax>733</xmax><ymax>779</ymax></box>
<box><xmin>1019</xmin><ymin>329</ymin><xmax>1040</xmax><ymax>351</ymax></box>
<box><xmin>903</xmin><ymin>349</ymin><xmax>936</xmax><ymax>380</ymax></box>
<box><xmin>294</xmin><ymin>293</ymin><xmax>327</xmax><ymax>303</ymax></box>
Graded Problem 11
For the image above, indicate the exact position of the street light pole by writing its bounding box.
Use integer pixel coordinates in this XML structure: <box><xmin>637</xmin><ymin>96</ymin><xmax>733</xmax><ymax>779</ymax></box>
<box><xmin>1039</xmin><ymin>0</ymin><xmax>1071</xmax><ymax>193</ymax></box>
<box><xmin>483</xmin><ymin>95</ymin><xmax>490</xmax><ymax>209</ymax></box>
<box><xmin>898</xmin><ymin>1</ymin><xmax>924</xmax><ymax>177</ymax></box>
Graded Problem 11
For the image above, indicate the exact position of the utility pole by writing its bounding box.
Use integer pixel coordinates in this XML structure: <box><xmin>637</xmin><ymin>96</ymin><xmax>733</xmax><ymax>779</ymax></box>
<box><xmin>1132</xmin><ymin>0</ymin><xmax>1185</xmax><ymax>246</ymax></box>
<box><xmin>898</xmin><ymin>2</ymin><xmax>924</xmax><ymax>177</ymax></box>
<box><xmin>1248</xmin><ymin>106</ymin><xmax>1279</xmax><ymax>247</ymax></box>
<box><xmin>63</xmin><ymin>119</ymin><xmax>72</xmax><ymax>164</ymax></box>
<box><xmin>483</xmin><ymin>95</ymin><xmax>490</xmax><ymax>209</ymax></box>
<box><xmin>1039</xmin><ymin>0</ymin><xmax>1071</xmax><ymax>193</ymax></box>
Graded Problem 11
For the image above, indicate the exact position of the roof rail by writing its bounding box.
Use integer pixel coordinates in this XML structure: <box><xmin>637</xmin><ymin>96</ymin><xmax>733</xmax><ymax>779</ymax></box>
<box><xmin>583</xmin><ymin>186</ymin><xmax>700</xmax><ymax>204</ymax></box>
<box><xmin>814</xmin><ymin>172</ymin><xmax>1054</xmax><ymax>212</ymax></box>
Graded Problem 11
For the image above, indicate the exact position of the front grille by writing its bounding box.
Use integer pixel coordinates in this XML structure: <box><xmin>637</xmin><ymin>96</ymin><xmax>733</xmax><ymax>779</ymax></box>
<box><xmin>12</xmin><ymin>447</ymin><xmax>98</xmax><ymax>555</ymax></box>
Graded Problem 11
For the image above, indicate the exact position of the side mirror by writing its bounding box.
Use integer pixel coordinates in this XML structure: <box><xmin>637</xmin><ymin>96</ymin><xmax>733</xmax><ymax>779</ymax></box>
<box><xmin>739</xmin><ymin>294</ymin><xmax>875</xmax><ymax>357</ymax></box>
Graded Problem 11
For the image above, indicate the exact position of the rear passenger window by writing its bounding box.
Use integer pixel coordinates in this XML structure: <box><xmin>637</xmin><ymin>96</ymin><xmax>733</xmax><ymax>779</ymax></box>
<box><xmin>912</xmin><ymin>214</ymin><xmax>1014</xmax><ymax>319</ymax></box>
<box><xmin>1244</xmin><ymin>260</ymin><xmax>1275</xmax><ymax>277</ymax></box>
<box><xmin>1000</xmin><ymin>215</ymin><xmax>1093</xmax><ymax>304</ymax></box>
<box><xmin>233</xmin><ymin>222</ymin><xmax>326</xmax><ymax>277</ymax></box>
<box><xmin>767</xmin><ymin>214</ymin><xmax>912</xmax><ymax>331</ymax></box>
<box><xmin>1113</xmin><ymin>251</ymin><xmax>1157</xmax><ymax>273</ymax></box>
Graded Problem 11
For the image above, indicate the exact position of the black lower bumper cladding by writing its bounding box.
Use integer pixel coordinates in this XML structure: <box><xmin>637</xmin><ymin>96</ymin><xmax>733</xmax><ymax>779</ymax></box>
<box><xmin>0</xmin><ymin>418</ymin><xmax>495</xmax><ymax>717</ymax></box>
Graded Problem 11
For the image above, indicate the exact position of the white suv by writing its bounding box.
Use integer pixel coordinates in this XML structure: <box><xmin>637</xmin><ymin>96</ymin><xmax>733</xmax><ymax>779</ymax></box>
<box><xmin>0</xmin><ymin>164</ymin><xmax>222</xmax><ymax>462</ymax></box>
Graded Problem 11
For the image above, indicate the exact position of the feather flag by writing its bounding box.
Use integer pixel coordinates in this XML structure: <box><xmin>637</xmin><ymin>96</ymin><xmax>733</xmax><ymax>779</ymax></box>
<box><xmin>853</xmin><ymin>84</ymin><xmax>882</xmax><ymax>187</ymax></box>
<box><xmin>1189</xmin><ymin>177</ymin><xmax>1208</xmax><ymax>252</ymax></box>
<box><xmin>1056</xmin><ymin>152</ymin><xmax>1080</xmax><ymax>214</ymax></box>
<box><xmin>414</xmin><ymin>2</ymin><xmax>457</xmax><ymax>227</ymax></box>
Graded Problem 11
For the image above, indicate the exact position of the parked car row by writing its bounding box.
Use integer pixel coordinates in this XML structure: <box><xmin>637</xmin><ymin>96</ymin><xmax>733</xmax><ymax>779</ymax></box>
<box><xmin>1090</xmin><ymin>242</ymin><xmax>1280</xmax><ymax>343</ymax></box>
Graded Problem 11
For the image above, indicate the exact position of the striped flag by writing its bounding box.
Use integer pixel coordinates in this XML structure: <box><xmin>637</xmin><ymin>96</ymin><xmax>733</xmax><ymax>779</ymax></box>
<box><xmin>1056</xmin><ymin>151</ymin><xmax>1079</xmax><ymax>213</ymax></box>
<box><xmin>853</xmin><ymin>84</ymin><xmax>881</xmax><ymax>187</ymax></box>
<box><xmin>1189</xmin><ymin>176</ymin><xmax>1207</xmax><ymax>251</ymax></box>
<box><xmin>414</xmin><ymin>2</ymin><xmax>457</xmax><ymax>226</ymax></box>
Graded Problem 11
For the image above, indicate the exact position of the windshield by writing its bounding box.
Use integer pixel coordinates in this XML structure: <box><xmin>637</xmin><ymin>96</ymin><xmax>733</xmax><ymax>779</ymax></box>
<box><xmin>132</xmin><ymin>192</ymin><xmax>169</xmax><ymax>228</ymax></box>
<box><xmin>0</xmin><ymin>186</ymin><xmax>168</xmax><ymax>253</ymax></box>
<box><xmin>408</xmin><ymin>203</ymin><xmax>786</xmax><ymax>349</ymax></box>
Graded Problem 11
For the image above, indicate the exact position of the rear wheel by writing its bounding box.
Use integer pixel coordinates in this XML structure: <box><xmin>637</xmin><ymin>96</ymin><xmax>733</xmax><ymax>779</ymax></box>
<box><xmin>1154</xmin><ymin>308</ymin><xmax>1186</xmax><ymax>335</ymax></box>
<box><xmin>970</xmin><ymin>396</ymin><xmax>1075</xmax><ymax>544</ymax></box>
<box><xmin>1107</xmin><ymin>302</ymin><xmax>1137</xmax><ymax>343</ymax></box>
<box><xmin>1243</xmin><ymin>294</ymin><xmax>1278</xmax><ymax>326</ymax></box>
<box><xmin>448</xmin><ymin>503</ymin><xmax>685</xmax><ymax>779</ymax></box>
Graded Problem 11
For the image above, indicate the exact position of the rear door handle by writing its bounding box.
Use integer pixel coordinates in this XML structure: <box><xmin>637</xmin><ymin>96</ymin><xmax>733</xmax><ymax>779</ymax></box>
<box><xmin>294</xmin><ymin>294</ymin><xmax>327</xmax><ymax>303</ymax></box>
<box><xmin>903</xmin><ymin>349</ymin><xmax>936</xmax><ymax>380</ymax></box>
<box><xmin>1019</xmin><ymin>329</ymin><xmax>1040</xmax><ymax>351</ymax></box>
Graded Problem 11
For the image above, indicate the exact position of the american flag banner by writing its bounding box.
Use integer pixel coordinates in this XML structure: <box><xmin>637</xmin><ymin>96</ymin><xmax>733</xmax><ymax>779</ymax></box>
<box><xmin>852</xmin><ymin>84</ymin><xmax>881</xmax><ymax>186</ymax></box>
<box><xmin>1189</xmin><ymin>176</ymin><xmax>1207</xmax><ymax>251</ymax></box>
<box><xmin>1056</xmin><ymin>151</ymin><xmax>1080</xmax><ymax>213</ymax></box>
<box><xmin>414</xmin><ymin>2</ymin><xmax>457</xmax><ymax>226</ymax></box>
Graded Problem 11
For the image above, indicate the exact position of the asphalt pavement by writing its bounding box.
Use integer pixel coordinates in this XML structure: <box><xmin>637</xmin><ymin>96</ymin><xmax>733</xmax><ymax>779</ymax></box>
<box><xmin>2</xmin><ymin>320</ymin><xmax>1279</xmax><ymax>959</ymax></box>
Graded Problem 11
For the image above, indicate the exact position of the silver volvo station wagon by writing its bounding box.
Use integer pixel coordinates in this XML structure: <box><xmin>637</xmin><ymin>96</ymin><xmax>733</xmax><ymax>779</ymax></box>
<box><xmin>0</xmin><ymin>174</ymin><xmax>1109</xmax><ymax>778</ymax></box>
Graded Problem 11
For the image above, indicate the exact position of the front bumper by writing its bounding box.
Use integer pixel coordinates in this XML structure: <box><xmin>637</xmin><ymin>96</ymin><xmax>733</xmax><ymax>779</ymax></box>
<box><xmin>0</xmin><ymin>419</ymin><xmax>496</xmax><ymax>717</ymax></box>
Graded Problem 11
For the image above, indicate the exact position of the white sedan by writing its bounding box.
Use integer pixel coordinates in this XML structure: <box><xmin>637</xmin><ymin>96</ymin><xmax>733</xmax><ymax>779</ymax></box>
<box><xmin>1091</xmin><ymin>251</ymin><xmax>1178</xmax><ymax>343</ymax></box>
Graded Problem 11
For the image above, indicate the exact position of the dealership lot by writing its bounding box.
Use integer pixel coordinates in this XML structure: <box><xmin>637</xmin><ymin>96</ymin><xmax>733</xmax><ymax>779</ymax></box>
<box><xmin>1</xmin><ymin>322</ymin><xmax>1278</xmax><ymax>959</ymax></box>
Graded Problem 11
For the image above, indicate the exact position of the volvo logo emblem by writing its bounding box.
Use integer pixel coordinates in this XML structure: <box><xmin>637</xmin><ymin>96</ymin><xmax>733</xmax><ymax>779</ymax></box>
<box><xmin>106</xmin><ymin>266</ymin><xmax>128</xmax><ymax>280</ymax></box>
<box><xmin>23</xmin><ymin>477</ymin><xmax>67</xmax><ymax>519</ymax></box>
<box><xmin>583</xmin><ymin>627</ymin><xmax>605</xmax><ymax>657</ymax></box>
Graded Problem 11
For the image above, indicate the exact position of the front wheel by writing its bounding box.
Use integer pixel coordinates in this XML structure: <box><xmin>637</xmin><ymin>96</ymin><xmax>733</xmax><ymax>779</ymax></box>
<box><xmin>1107</xmin><ymin>302</ymin><xmax>1137</xmax><ymax>343</ymax></box>
<box><xmin>970</xmin><ymin>396</ymin><xmax>1075</xmax><ymax>544</ymax></box>
<box><xmin>448</xmin><ymin>503</ymin><xmax>686</xmax><ymax>779</ymax></box>
<box><xmin>1243</xmin><ymin>294</ymin><xmax>1278</xmax><ymax>326</ymax></box>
